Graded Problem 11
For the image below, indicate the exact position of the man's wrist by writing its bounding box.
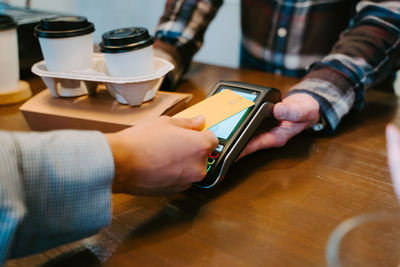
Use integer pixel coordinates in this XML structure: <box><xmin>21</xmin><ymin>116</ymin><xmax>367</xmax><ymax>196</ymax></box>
<box><xmin>105</xmin><ymin>133</ymin><xmax>124</xmax><ymax>193</ymax></box>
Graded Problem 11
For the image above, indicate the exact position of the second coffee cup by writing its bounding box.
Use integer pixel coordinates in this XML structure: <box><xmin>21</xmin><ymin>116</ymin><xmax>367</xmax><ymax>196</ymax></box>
<box><xmin>99</xmin><ymin>27</ymin><xmax>154</xmax><ymax>77</ymax></box>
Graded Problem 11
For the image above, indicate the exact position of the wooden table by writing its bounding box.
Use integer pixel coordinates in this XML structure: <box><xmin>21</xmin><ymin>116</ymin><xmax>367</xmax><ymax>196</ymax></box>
<box><xmin>3</xmin><ymin>63</ymin><xmax>400</xmax><ymax>266</ymax></box>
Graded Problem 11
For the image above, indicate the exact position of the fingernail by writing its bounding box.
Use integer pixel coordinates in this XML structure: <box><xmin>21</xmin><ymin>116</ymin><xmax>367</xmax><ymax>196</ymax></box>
<box><xmin>193</xmin><ymin>115</ymin><xmax>205</xmax><ymax>124</ymax></box>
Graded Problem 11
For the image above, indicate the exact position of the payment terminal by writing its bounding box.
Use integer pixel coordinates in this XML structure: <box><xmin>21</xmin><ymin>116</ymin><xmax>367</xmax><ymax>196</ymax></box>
<box><xmin>195</xmin><ymin>81</ymin><xmax>281</xmax><ymax>188</ymax></box>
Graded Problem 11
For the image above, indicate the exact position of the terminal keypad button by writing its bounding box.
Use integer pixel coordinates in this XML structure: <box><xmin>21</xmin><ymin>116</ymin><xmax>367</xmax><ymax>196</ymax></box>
<box><xmin>206</xmin><ymin>144</ymin><xmax>224</xmax><ymax>173</ymax></box>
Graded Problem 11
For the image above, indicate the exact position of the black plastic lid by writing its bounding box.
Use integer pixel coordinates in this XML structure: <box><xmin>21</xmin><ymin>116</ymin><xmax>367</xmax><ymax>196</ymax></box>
<box><xmin>34</xmin><ymin>16</ymin><xmax>95</xmax><ymax>38</ymax></box>
<box><xmin>99</xmin><ymin>27</ymin><xmax>154</xmax><ymax>53</ymax></box>
<box><xmin>0</xmin><ymin>15</ymin><xmax>17</xmax><ymax>30</ymax></box>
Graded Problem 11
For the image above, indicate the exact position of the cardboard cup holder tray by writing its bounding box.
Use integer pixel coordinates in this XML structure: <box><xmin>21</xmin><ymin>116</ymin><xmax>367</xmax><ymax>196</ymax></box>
<box><xmin>31</xmin><ymin>53</ymin><xmax>174</xmax><ymax>106</ymax></box>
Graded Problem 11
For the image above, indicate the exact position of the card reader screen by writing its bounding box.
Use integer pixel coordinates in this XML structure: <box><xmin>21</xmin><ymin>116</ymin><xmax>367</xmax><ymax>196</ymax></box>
<box><xmin>209</xmin><ymin>89</ymin><xmax>258</xmax><ymax>140</ymax></box>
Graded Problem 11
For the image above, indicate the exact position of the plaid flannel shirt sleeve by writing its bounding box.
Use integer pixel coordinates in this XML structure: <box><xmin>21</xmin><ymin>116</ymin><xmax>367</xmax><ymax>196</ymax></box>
<box><xmin>289</xmin><ymin>1</ymin><xmax>400</xmax><ymax>132</ymax></box>
<box><xmin>0</xmin><ymin>130</ymin><xmax>114</xmax><ymax>264</ymax></box>
<box><xmin>154</xmin><ymin>0</ymin><xmax>223</xmax><ymax>81</ymax></box>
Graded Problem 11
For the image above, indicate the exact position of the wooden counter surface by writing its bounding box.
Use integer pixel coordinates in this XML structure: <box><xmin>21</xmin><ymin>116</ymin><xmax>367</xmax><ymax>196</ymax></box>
<box><xmin>2</xmin><ymin>63</ymin><xmax>400</xmax><ymax>266</ymax></box>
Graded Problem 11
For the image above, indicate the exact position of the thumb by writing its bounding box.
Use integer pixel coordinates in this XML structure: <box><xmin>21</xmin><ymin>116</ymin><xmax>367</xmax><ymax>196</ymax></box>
<box><xmin>273</xmin><ymin>102</ymin><xmax>304</xmax><ymax>121</ymax></box>
<box><xmin>172</xmin><ymin>115</ymin><xmax>205</xmax><ymax>131</ymax></box>
<box><xmin>273</xmin><ymin>102</ymin><xmax>289</xmax><ymax>120</ymax></box>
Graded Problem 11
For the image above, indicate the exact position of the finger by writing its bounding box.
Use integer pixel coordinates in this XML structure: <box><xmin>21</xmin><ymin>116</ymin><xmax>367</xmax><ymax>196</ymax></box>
<box><xmin>182</xmin><ymin>160</ymin><xmax>209</xmax><ymax>184</ymax></box>
<box><xmin>386</xmin><ymin>124</ymin><xmax>400</xmax><ymax>199</ymax></box>
<box><xmin>202</xmin><ymin>130</ymin><xmax>219</xmax><ymax>151</ymax></box>
<box><xmin>262</xmin><ymin>121</ymin><xmax>307</xmax><ymax>147</ymax></box>
<box><xmin>170</xmin><ymin>115</ymin><xmax>205</xmax><ymax>131</ymax></box>
<box><xmin>238</xmin><ymin>132</ymin><xmax>277</xmax><ymax>159</ymax></box>
<box><xmin>238</xmin><ymin>121</ymin><xmax>307</xmax><ymax>159</ymax></box>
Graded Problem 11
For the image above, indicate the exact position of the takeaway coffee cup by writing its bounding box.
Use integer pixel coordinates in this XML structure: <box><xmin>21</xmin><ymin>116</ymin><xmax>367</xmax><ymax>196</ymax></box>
<box><xmin>99</xmin><ymin>27</ymin><xmax>154</xmax><ymax>77</ymax></box>
<box><xmin>34</xmin><ymin>16</ymin><xmax>95</xmax><ymax>97</ymax></box>
<box><xmin>0</xmin><ymin>15</ymin><xmax>19</xmax><ymax>91</ymax></box>
<box><xmin>34</xmin><ymin>16</ymin><xmax>95</xmax><ymax>73</ymax></box>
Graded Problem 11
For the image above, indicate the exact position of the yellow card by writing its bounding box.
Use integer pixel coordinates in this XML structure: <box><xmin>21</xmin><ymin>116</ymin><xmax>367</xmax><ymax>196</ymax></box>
<box><xmin>173</xmin><ymin>89</ymin><xmax>255</xmax><ymax>130</ymax></box>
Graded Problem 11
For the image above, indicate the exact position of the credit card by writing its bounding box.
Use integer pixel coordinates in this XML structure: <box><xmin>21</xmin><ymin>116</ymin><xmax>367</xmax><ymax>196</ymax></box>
<box><xmin>173</xmin><ymin>89</ymin><xmax>255</xmax><ymax>130</ymax></box>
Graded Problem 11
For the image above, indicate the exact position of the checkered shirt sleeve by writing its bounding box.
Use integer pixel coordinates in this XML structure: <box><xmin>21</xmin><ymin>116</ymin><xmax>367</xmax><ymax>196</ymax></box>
<box><xmin>289</xmin><ymin>1</ymin><xmax>400</xmax><ymax>132</ymax></box>
<box><xmin>155</xmin><ymin>0</ymin><xmax>400</xmax><ymax>132</ymax></box>
<box><xmin>0</xmin><ymin>130</ymin><xmax>114</xmax><ymax>264</ymax></box>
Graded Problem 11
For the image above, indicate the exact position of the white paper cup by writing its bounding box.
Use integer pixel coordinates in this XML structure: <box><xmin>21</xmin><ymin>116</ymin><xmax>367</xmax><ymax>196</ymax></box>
<box><xmin>35</xmin><ymin>16</ymin><xmax>95</xmax><ymax>97</ymax></box>
<box><xmin>0</xmin><ymin>15</ymin><xmax>19</xmax><ymax>92</ymax></box>
<box><xmin>99</xmin><ymin>27</ymin><xmax>154</xmax><ymax>104</ymax></box>
<box><xmin>38</xmin><ymin>33</ymin><xmax>93</xmax><ymax>73</ymax></box>
<box><xmin>104</xmin><ymin>45</ymin><xmax>154</xmax><ymax>77</ymax></box>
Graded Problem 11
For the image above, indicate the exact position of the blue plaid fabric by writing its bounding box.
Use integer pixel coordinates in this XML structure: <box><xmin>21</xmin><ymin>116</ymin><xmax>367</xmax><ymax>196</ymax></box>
<box><xmin>155</xmin><ymin>0</ymin><xmax>400</xmax><ymax>132</ymax></box>
<box><xmin>0</xmin><ymin>130</ymin><xmax>114</xmax><ymax>264</ymax></box>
